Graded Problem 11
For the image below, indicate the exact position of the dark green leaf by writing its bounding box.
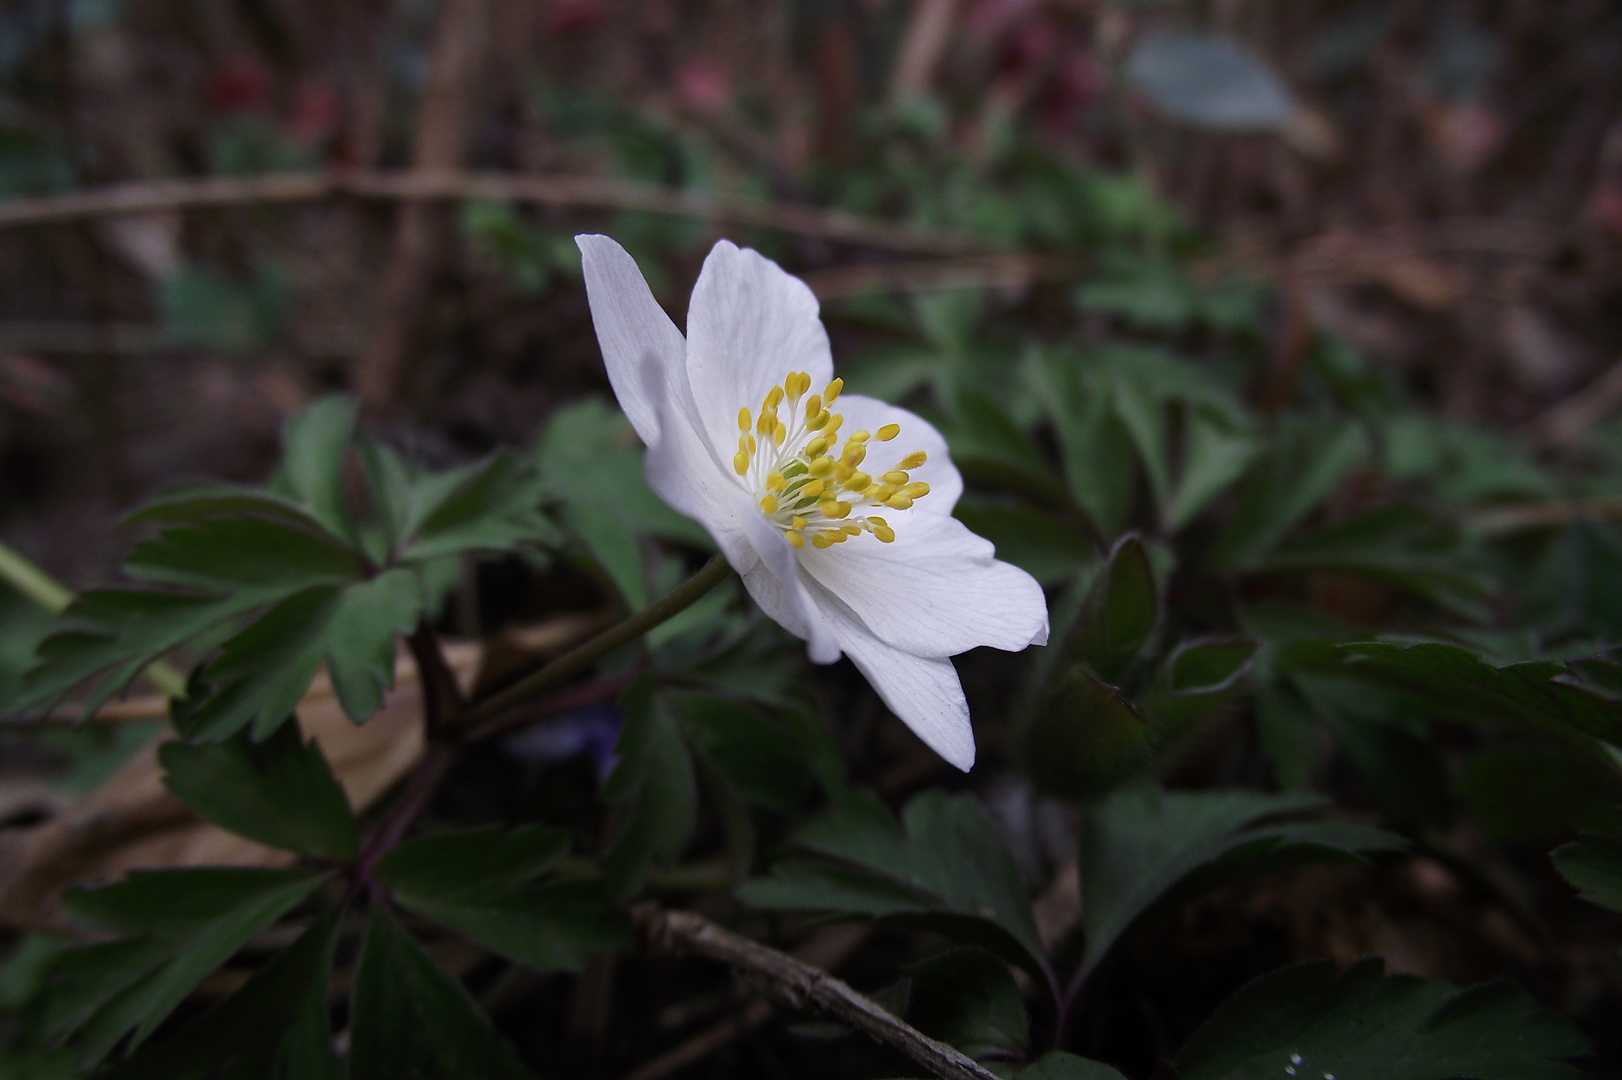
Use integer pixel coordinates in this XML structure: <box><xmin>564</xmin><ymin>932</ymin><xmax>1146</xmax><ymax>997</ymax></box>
<box><xmin>159</xmin><ymin>723</ymin><xmax>357</xmax><ymax>860</ymax></box>
<box><xmin>669</xmin><ymin>693</ymin><xmax>817</xmax><ymax>815</ymax></box>
<box><xmin>1140</xmin><ymin>637</ymin><xmax>1260</xmax><ymax>740</ymax></box>
<box><xmin>942</xmin><ymin>389</ymin><xmax>1067</xmax><ymax>504</ymax></box>
<box><xmin>1457</xmin><ymin>751</ymin><xmax>1622</xmax><ymax>842</ymax></box>
<box><xmin>1551</xmin><ymin>834</ymin><xmax>1622</xmax><ymax>914</ymax></box>
<box><xmin>1043</xmin><ymin>363</ymin><xmax>1135</xmax><ymax>536</ymax></box>
<box><xmin>601</xmin><ymin>678</ymin><xmax>696</xmax><ymax>901</ymax></box>
<box><xmin>123</xmin><ymin>484</ymin><xmax>335</xmax><ymax>535</ymax></box>
<box><xmin>1078</xmin><ymin>789</ymin><xmax>1403</xmax><ymax>980</ymax></box>
<box><xmin>374</xmin><ymin>825</ymin><xmax>571</xmax><ymax>897</ymax></box>
<box><xmin>124</xmin><ymin>518</ymin><xmax>360</xmax><ymax>597</ymax></box>
<box><xmin>1018</xmin><ymin>1052</ymin><xmax>1131</xmax><ymax>1080</ymax></box>
<box><xmin>906</xmin><ymin>948</ymin><xmax>1029</xmax><ymax>1060</ymax></box>
<box><xmin>1175</xmin><ymin>958</ymin><xmax>1588</xmax><ymax>1080</ymax></box>
<box><xmin>349</xmin><ymin>908</ymin><xmax>536</xmax><ymax>1080</ymax></box>
<box><xmin>178</xmin><ymin>568</ymin><xmax>422</xmax><ymax>740</ymax></box>
<box><xmin>404</xmin><ymin>452</ymin><xmax>561</xmax><ymax>562</ymax></box>
<box><xmin>738</xmin><ymin>791</ymin><xmax>1052</xmax><ymax>991</ymax></box>
<box><xmin>1025</xmin><ymin>667</ymin><xmax>1152</xmax><ymax>801</ymax></box>
<box><xmin>104</xmin><ymin>913</ymin><xmax>342</xmax><ymax>1080</ymax></box>
<box><xmin>271</xmin><ymin>395</ymin><xmax>358</xmax><ymax>545</ymax></box>
<box><xmin>1166</xmin><ymin>410</ymin><xmax>1259</xmax><ymax>531</ymax></box>
<box><xmin>47</xmin><ymin>868</ymin><xmax>324</xmax><ymax>1065</ymax></box>
<box><xmin>1071</xmin><ymin>535</ymin><xmax>1157</xmax><ymax>684</ymax></box>
<box><xmin>954</xmin><ymin>502</ymin><xmax>1097</xmax><ymax>586</ymax></box>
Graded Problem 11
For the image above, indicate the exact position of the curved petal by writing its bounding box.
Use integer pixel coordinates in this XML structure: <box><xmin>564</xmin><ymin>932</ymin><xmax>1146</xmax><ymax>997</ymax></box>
<box><xmin>730</xmin><ymin>490</ymin><xmax>841</xmax><ymax>661</ymax></box>
<box><xmin>576</xmin><ymin>235</ymin><xmax>685</xmax><ymax>447</ymax></box>
<box><xmin>810</xmin><ymin>582</ymin><xmax>975</xmax><ymax>770</ymax></box>
<box><xmin>830</xmin><ymin>394</ymin><xmax>963</xmax><ymax>513</ymax></box>
<box><xmin>799</xmin><ymin>511</ymin><xmax>1048</xmax><ymax>657</ymax></box>
<box><xmin>685</xmin><ymin>240</ymin><xmax>835</xmax><ymax>462</ymax></box>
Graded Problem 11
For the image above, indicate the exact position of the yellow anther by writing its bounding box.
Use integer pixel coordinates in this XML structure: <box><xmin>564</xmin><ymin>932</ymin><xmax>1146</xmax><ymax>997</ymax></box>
<box><xmin>882</xmin><ymin>471</ymin><xmax>909</xmax><ymax>485</ymax></box>
<box><xmin>846</xmin><ymin>471</ymin><xmax>871</xmax><ymax>492</ymax></box>
<box><xmin>828</xmin><ymin>529</ymin><xmax>849</xmax><ymax>543</ymax></box>
<box><xmin>808</xmin><ymin>456</ymin><xmax>835</xmax><ymax>477</ymax></box>
<box><xmin>806</xmin><ymin>436</ymin><xmax>829</xmax><ymax>458</ymax></box>
<box><xmin>805</xmin><ymin>395</ymin><xmax>821</xmax><ymax>418</ymax></box>
<box><xmin>757</xmin><ymin>412</ymin><xmax>774</xmax><ymax>436</ymax></box>
<box><xmin>848</xmin><ymin>430</ymin><xmax>871</xmax><ymax>443</ymax></box>
<box><xmin>902</xmin><ymin>482</ymin><xmax>930</xmax><ymax>499</ymax></box>
<box><xmin>791</xmin><ymin>515</ymin><xmax>808</xmax><ymax>531</ymax></box>
<box><xmin>749</xmin><ymin>435</ymin><xmax>757</xmax><ymax>453</ymax></box>
<box><xmin>842</xmin><ymin>524</ymin><xmax>862</xmax><ymax>535</ymax></box>
<box><xmin>822</xmin><ymin>498</ymin><xmax>852</xmax><ymax>519</ymax></box>
<box><xmin>759</xmin><ymin>494</ymin><xmax>779</xmax><ymax>515</ymax></box>
<box><xmin>733</xmin><ymin>451</ymin><xmax>749</xmax><ymax>476</ymax></box>
<box><xmin>824</xmin><ymin>378</ymin><xmax>843</xmax><ymax>403</ymax></box>
<box><xmin>765</xmin><ymin>385</ymin><xmax>784</xmax><ymax>410</ymax></box>
<box><xmin>867</xmin><ymin>516</ymin><xmax>888</xmax><ymax>528</ymax></box>
<box><xmin>835</xmin><ymin>464</ymin><xmax>854</xmax><ymax>482</ymax></box>
<box><xmin>876</xmin><ymin>423</ymin><xmax>900</xmax><ymax>441</ymax></box>
<box><xmin>785</xmin><ymin>530</ymin><xmax>806</xmax><ymax>548</ymax></box>
<box><xmin>886</xmin><ymin>494</ymin><xmax>913</xmax><ymax>510</ymax></box>
<box><xmin>802</xmin><ymin>479</ymin><xmax>826</xmax><ymax>498</ymax></box>
<box><xmin>811</xmin><ymin>532</ymin><xmax>835</xmax><ymax>549</ymax></box>
<box><xmin>899</xmin><ymin>450</ymin><xmax>927</xmax><ymax>469</ymax></box>
<box><xmin>773</xmin><ymin>421</ymin><xmax>787</xmax><ymax>446</ymax></box>
<box><xmin>875</xmin><ymin>525</ymin><xmax>896</xmax><ymax>543</ymax></box>
<box><xmin>767</xmin><ymin>472</ymin><xmax>785</xmax><ymax>492</ymax></box>
<box><xmin>825</xmin><ymin>414</ymin><xmax>844</xmax><ymax>434</ymax></box>
<box><xmin>738</xmin><ymin>407</ymin><xmax>751</xmax><ymax>432</ymax></box>
<box><xmin>807</xmin><ymin>410</ymin><xmax>830</xmax><ymax>431</ymax></box>
<box><xmin>872</xmin><ymin>484</ymin><xmax>897</xmax><ymax>502</ymax></box>
<box><xmin>842</xmin><ymin>444</ymin><xmax>866</xmax><ymax>466</ymax></box>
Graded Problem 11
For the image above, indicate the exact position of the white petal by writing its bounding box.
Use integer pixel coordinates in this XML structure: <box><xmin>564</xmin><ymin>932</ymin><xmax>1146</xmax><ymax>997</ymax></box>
<box><xmin>643</xmin><ymin>367</ymin><xmax>747</xmax><ymax>542</ymax></box>
<box><xmin>576</xmin><ymin>235</ymin><xmax>685</xmax><ymax>447</ymax></box>
<box><xmin>800</xmin><ymin>511</ymin><xmax>1048</xmax><ymax>657</ymax></box>
<box><xmin>829</xmin><ymin>394</ymin><xmax>963</xmax><ymax>513</ymax></box>
<box><xmin>814</xmin><ymin>590</ymin><xmax>976</xmax><ymax>770</ymax></box>
<box><xmin>731</xmin><ymin>489</ymin><xmax>841</xmax><ymax>661</ymax></box>
<box><xmin>685</xmin><ymin>240</ymin><xmax>835</xmax><ymax>461</ymax></box>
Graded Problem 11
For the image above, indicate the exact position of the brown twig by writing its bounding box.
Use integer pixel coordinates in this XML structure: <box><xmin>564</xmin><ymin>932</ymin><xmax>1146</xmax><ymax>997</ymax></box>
<box><xmin>800</xmin><ymin>253</ymin><xmax>1083</xmax><ymax>300</ymax></box>
<box><xmin>634</xmin><ymin>905</ymin><xmax>998</xmax><ymax>1080</ymax></box>
<box><xmin>0</xmin><ymin>171</ymin><xmax>987</xmax><ymax>255</ymax></box>
<box><xmin>1530</xmin><ymin>358</ymin><xmax>1622</xmax><ymax>447</ymax></box>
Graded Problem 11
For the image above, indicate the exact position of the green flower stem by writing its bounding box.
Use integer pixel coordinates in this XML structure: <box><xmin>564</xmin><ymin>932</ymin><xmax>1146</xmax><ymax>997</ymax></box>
<box><xmin>456</xmin><ymin>553</ymin><xmax>734</xmax><ymax>735</ymax></box>
<box><xmin>0</xmin><ymin>539</ymin><xmax>189</xmax><ymax>700</ymax></box>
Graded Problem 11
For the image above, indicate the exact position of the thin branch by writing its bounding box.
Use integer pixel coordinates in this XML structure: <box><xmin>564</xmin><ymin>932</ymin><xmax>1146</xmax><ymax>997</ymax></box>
<box><xmin>406</xmin><ymin>621</ymin><xmax>467</xmax><ymax>737</ymax></box>
<box><xmin>455</xmin><ymin>554</ymin><xmax>734</xmax><ymax>732</ymax></box>
<box><xmin>634</xmin><ymin>905</ymin><xmax>999</xmax><ymax>1080</ymax></box>
<box><xmin>0</xmin><ymin>171</ymin><xmax>987</xmax><ymax>255</ymax></box>
<box><xmin>461</xmin><ymin>671</ymin><xmax>634</xmax><ymax>743</ymax></box>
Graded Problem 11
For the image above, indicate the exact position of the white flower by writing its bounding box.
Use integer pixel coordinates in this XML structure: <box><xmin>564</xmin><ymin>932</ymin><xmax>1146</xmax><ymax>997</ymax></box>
<box><xmin>576</xmin><ymin>235</ymin><xmax>1049</xmax><ymax>770</ymax></box>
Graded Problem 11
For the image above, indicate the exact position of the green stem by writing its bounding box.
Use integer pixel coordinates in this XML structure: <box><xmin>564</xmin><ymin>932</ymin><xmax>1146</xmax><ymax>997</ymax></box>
<box><xmin>457</xmin><ymin>554</ymin><xmax>734</xmax><ymax>732</ymax></box>
<box><xmin>0</xmin><ymin>538</ymin><xmax>189</xmax><ymax>700</ymax></box>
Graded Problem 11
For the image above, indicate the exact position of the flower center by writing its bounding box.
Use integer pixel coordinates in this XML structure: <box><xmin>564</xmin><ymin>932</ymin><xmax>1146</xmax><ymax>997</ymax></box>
<box><xmin>731</xmin><ymin>371</ymin><xmax>931</xmax><ymax>550</ymax></box>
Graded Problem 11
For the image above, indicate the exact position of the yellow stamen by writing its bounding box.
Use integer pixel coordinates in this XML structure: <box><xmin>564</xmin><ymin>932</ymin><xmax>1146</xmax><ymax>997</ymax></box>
<box><xmin>738</xmin><ymin>407</ymin><xmax>751</xmax><ymax>431</ymax></box>
<box><xmin>848</xmin><ymin>430</ymin><xmax>870</xmax><ymax>444</ymax></box>
<box><xmin>807</xmin><ymin>410</ymin><xmax>830</xmax><ymax>430</ymax></box>
<box><xmin>882</xmin><ymin>471</ymin><xmax>909</xmax><ymax>485</ymax></box>
<box><xmin>791</xmin><ymin>515</ymin><xmax>807</xmax><ymax>531</ymax></box>
<box><xmin>875</xmin><ymin>525</ymin><xmax>896</xmax><ymax>543</ymax></box>
<box><xmin>842</xmin><ymin>444</ymin><xmax>866</xmax><ymax>466</ymax></box>
<box><xmin>802</xmin><ymin>479</ymin><xmax>826</xmax><ymax>498</ymax></box>
<box><xmin>867</xmin><ymin>516</ymin><xmax>888</xmax><ymax>528</ymax></box>
<box><xmin>886</xmin><ymin>494</ymin><xmax>913</xmax><ymax>510</ymax></box>
<box><xmin>765</xmin><ymin>385</ymin><xmax>784</xmax><ymax>409</ymax></box>
<box><xmin>757</xmin><ymin>412</ymin><xmax>774</xmax><ymax>436</ymax></box>
<box><xmin>773</xmin><ymin>421</ymin><xmax>787</xmax><ymax>446</ymax></box>
<box><xmin>824</xmin><ymin>378</ymin><xmax>843</xmax><ymax>403</ymax></box>
<box><xmin>805</xmin><ymin>395</ymin><xmax>821</xmax><ymax>419</ymax></box>
<box><xmin>759</xmin><ymin>494</ymin><xmax>779</xmax><ymax>514</ymax></box>
<box><xmin>828</xmin><ymin>529</ymin><xmax>849</xmax><ymax>543</ymax></box>
<box><xmin>785</xmin><ymin>530</ymin><xmax>805</xmax><ymax>548</ymax></box>
<box><xmin>842</xmin><ymin>524</ymin><xmax>862</xmax><ymax>535</ymax></box>
<box><xmin>902</xmin><ymin>482</ymin><xmax>930</xmax><ymax>499</ymax></box>
<box><xmin>733</xmin><ymin>451</ymin><xmax>749</xmax><ymax>476</ymax></box>
<box><xmin>873</xmin><ymin>484</ymin><xmax>897</xmax><ymax>502</ymax></box>
<box><xmin>876</xmin><ymin>423</ymin><xmax>900</xmax><ymax>441</ymax></box>
<box><xmin>766</xmin><ymin>472</ymin><xmax>785</xmax><ymax>492</ymax></box>
<box><xmin>899</xmin><ymin>450</ymin><xmax>926</xmax><ymax>469</ymax></box>
<box><xmin>811</xmin><ymin>532</ymin><xmax>835</xmax><ymax>549</ymax></box>
<box><xmin>846</xmin><ymin>471</ymin><xmax>871</xmax><ymax>492</ymax></box>
<box><xmin>822</xmin><ymin>498</ymin><xmax>851</xmax><ymax>519</ymax></box>
<box><xmin>835</xmin><ymin>464</ymin><xmax>854</xmax><ymax>482</ymax></box>
<box><xmin>825</xmin><ymin>414</ymin><xmax>843</xmax><ymax>434</ymax></box>
<box><xmin>808</xmin><ymin>456</ymin><xmax>835</xmax><ymax>477</ymax></box>
<box><xmin>806</xmin><ymin>436</ymin><xmax>829</xmax><ymax>458</ymax></box>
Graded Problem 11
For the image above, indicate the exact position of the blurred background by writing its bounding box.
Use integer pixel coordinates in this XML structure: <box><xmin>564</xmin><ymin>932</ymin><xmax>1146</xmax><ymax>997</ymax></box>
<box><xmin>4</xmin><ymin>1</ymin><xmax>1622</xmax><ymax>1075</ymax></box>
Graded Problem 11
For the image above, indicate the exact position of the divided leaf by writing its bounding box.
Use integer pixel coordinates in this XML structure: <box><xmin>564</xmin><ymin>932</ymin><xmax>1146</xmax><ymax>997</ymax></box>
<box><xmin>374</xmin><ymin>826</ymin><xmax>631</xmax><ymax>973</ymax></box>
<box><xmin>738</xmin><ymin>791</ymin><xmax>1052</xmax><ymax>991</ymax></box>
<box><xmin>906</xmin><ymin>948</ymin><xmax>1030</xmax><ymax>1061</ymax></box>
<box><xmin>1078</xmin><ymin>789</ymin><xmax>1404</xmax><ymax>980</ymax></box>
<box><xmin>45</xmin><ymin>868</ymin><xmax>326</xmax><ymax>1068</ymax></box>
<box><xmin>1551</xmin><ymin>834</ymin><xmax>1622</xmax><ymax>914</ymax></box>
<box><xmin>349</xmin><ymin>908</ymin><xmax>536</xmax><ymax>1080</ymax></box>
<box><xmin>600</xmin><ymin>678</ymin><xmax>697</xmax><ymax>901</ymax></box>
<box><xmin>1071</xmin><ymin>535</ymin><xmax>1158</xmax><ymax>684</ymax></box>
<box><xmin>1175</xmin><ymin>958</ymin><xmax>1588</xmax><ymax>1080</ymax></box>
<box><xmin>159</xmin><ymin>722</ymin><xmax>358</xmax><ymax>860</ymax></box>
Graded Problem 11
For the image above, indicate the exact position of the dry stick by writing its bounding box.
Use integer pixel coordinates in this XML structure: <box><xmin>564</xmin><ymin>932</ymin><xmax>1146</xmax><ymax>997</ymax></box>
<box><xmin>0</xmin><ymin>171</ymin><xmax>985</xmax><ymax>255</ymax></box>
<box><xmin>635</xmin><ymin>905</ymin><xmax>999</xmax><ymax>1080</ymax></box>
<box><xmin>356</xmin><ymin>0</ymin><xmax>490</xmax><ymax>407</ymax></box>
<box><xmin>1531</xmin><ymin>358</ymin><xmax>1622</xmax><ymax>447</ymax></box>
<box><xmin>454</xmin><ymin>554</ymin><xmax>734</xmax><ymax>733</ymax></box>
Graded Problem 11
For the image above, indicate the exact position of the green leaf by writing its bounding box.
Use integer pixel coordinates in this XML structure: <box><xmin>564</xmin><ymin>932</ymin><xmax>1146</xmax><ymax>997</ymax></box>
<box><xmin>177</xmin><ymin>568</ymin><xmax>422</xmax><ymax>740</ymax></box>
<box><xmin>124</xmin><ymin>518</ymin><xmax>360</xmax><ymax>596</ymax></box>
<box><xmin>942</xmin><ymin>389</ymin><xmax>1067</xmax><ymax>504</ymax></box>
<box><xmin>1078</xmin><ymin>788</ymin><xmax>1404</xmax><ymax>980</ymax></box>
<box><xmin>1071</xmin><ymin>535</ymin><xmax>1157</xmax><ymax>684</ymax></box>
<box><xmin>738</xmin><ymin>791</ymin><xmax>1052</xmax><ymax>991</ymax></box>
<box><xmin>403</xmin><ymin>452</ymin><xmax>561</xmax><ymax>563</ymax></box>
<box><xmin>47</xmin><ymin>868</ymin><xmax>325</xmax><ymax>1066</ymax></box>
<box><xmin>103</xmin><ymin>913</ymin><xmax>342</xmax><ymax>1080</ymax></box>
<box><xmin>349</xmin><ymin>908</ymin><xmax>536</xmax><ymax>1080</ymax></box>
<box><xmin>1456</xmin><ymin>751</ymin><xmax>1622</xmax><ymax>842</ymax></box>
<box><xmin>1551</xmin><ymin>834</ymin><xmax>1622</xmax><ymax>913</ymax></box>
<box><xmin>906</xmin><ymin>948</ymin><xmax>1029</xmax><ymax>1061</ymax></box>
<box><xmin>375</xmin><ymin>825</ymin><xmax>571</xmax><ymax>895</ymax></box>
<box><xmin>1209</xmin><ymin>415</ymin><xmax>1366</xmax><ymax>572</ymax></box>
<box><xmin>1175</xmin><ymin>958</ymin><xmax>1588</xmax><ymax>1080</ymax></box>
<box><xmin>601</xmin><ymin>678</ymin><xmax>697</xmax><ymax>901</ymax></box>
<box><xmin>159</xmin><ymin>722</ymin><xmax>358</xmax><ymax>860</ymax></box>
<box><xmin>271</xmin><ymin>395</ymin><xmax>358</xmax><ymax>545</ymax></box>
<box><xmin>1140</xmin><ymin>637</ymin><xmax>1260</xmax><ymax>739</ymax></box>
<box><xmin>1025</xmin><ymin>667</ymin><xmax>1152</xmax><ymax>801</ymax></box>
<box><xmin>954</xmin><ymin>502</ymin><xmax>1097</xmax><ymax>586</ymax></box>
<box><xmin>124</xmin><ymin>484</ymin><xmax>336</xmax><ymax>535</ymax></box>
<box><xmin>1043</xmin><ymin>363</ymin><xmax>1135</xmax><ymax>536</ymax></box>
<box><xmin>669</xmin><ymin>693</ymin><xmax>818</xmax><ymax>816</ymax></box>
<box><xmin>1018</xmin><ymin>1052</ymin><xmax>1131</xmax><ymax>1080</ymax></box>
<box><xmin>1166</xmin><ymin>410</ymin><xmax>1260</xmax><ymax>531</ymax></box>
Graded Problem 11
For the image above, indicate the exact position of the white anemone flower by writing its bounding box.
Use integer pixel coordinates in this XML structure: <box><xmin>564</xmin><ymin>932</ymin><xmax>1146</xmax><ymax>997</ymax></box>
<box><xmin>576</xmin><ymin>234</ymin><xmax>1049</xmax><ymax>770</ymax></box>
